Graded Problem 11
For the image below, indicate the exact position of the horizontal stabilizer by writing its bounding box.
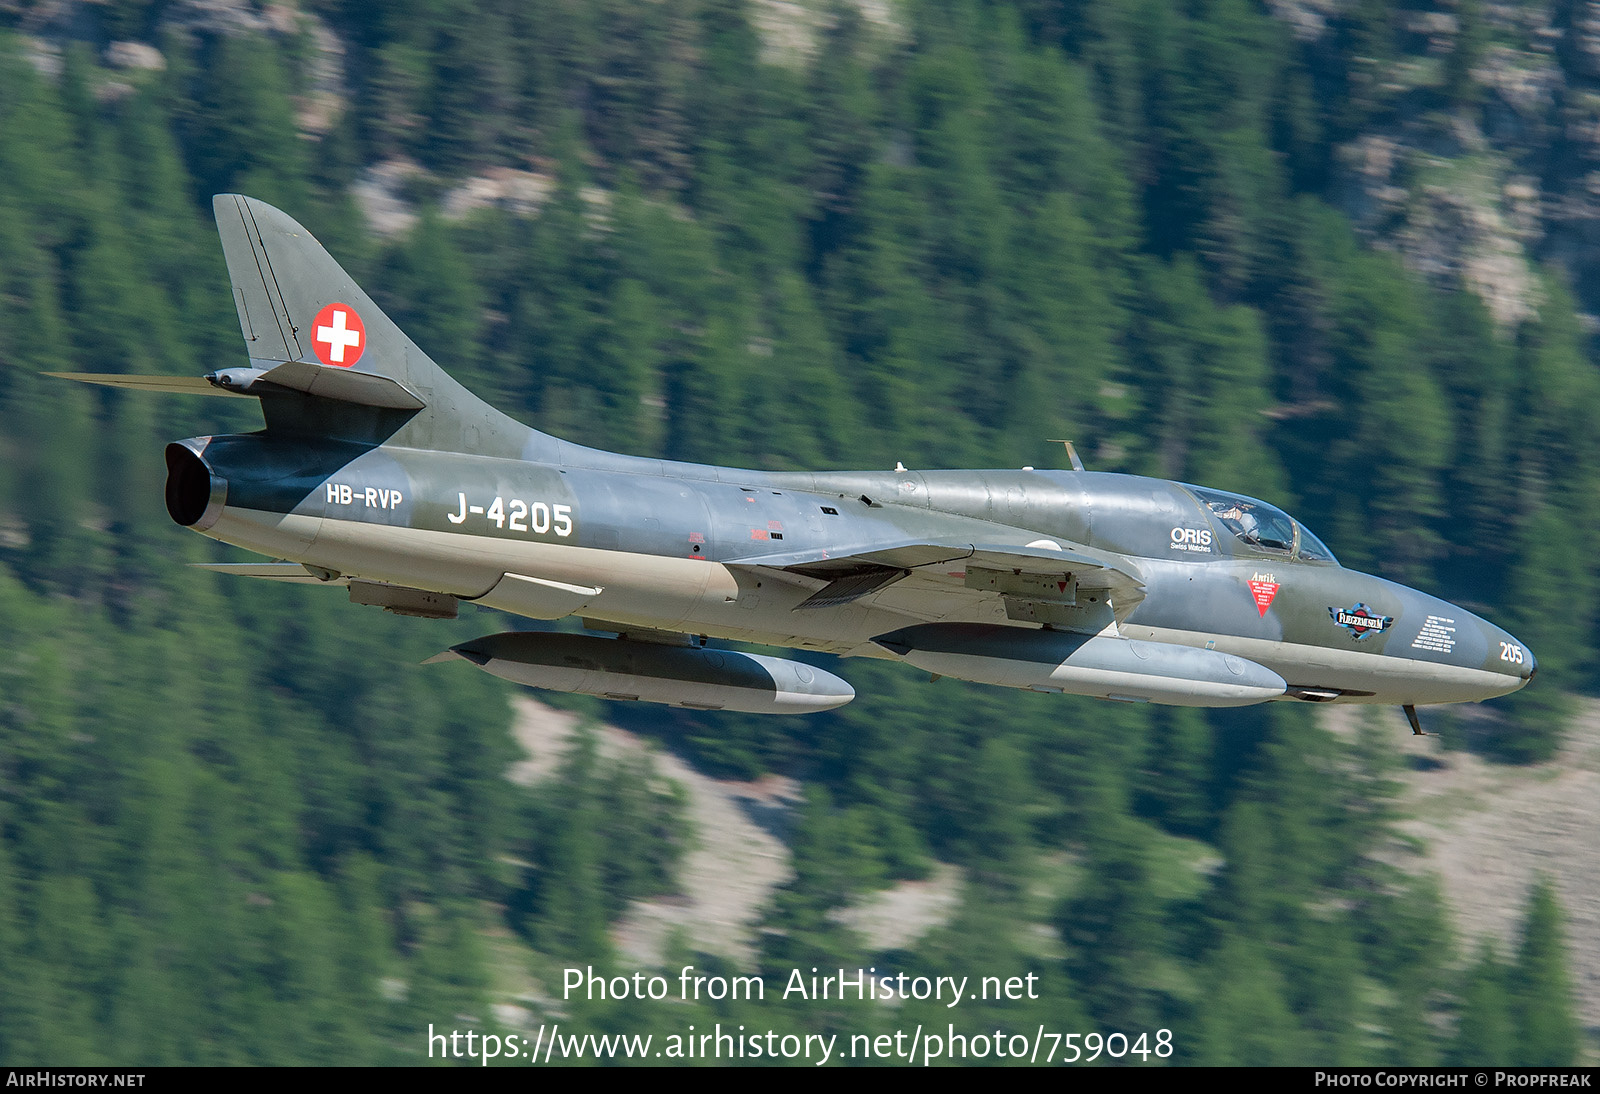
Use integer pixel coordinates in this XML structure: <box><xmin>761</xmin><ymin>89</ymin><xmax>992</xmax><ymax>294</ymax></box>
<box><xmin>49</xmin><ymin>365</ymin><xmax>424</xmax><ymax>411</ymax></box>
<box><xmin>47</xmin><ymin>372</ymin><xmax>252</xmax><ymax>398</ymax></box>
<box><xmin>194</xmin><ymin>562</ymin><xmax>348</xmax><ymax>584</ymax></box>
<box><xmin>256</xmin><ymin>360</ymin><xmax>426</xmax><ymax>411</ymax></box>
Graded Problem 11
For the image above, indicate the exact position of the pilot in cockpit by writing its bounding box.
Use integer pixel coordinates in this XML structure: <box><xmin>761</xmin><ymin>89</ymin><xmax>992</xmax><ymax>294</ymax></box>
<box><xmin>1209</xmin><ymin>500</ymin><xmax>1260</xmax><ymax>543</ymax></box>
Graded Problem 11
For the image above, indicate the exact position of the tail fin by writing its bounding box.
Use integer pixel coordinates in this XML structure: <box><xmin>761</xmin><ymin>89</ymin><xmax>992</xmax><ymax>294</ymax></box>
<box><xmin>212</xmin><ymin>195</ymin><xmax>529</xmax><ymax>453</ymax></box>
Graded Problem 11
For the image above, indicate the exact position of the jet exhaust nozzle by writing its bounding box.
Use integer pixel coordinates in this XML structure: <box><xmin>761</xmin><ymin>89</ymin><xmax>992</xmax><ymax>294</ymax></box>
<box><xmin>873</xmin><ymin>624</ymin><xmax>1286</xmax><ymax>707</ymax></box>
<box><xmin>164</xmin><ymin>440</ymin><xmax>227</xmax><ymax>530</ymax></box>
<box><xmin>428</xmin><ymin>631</ymin><xmax>855</xmax><ymax>715</ymax></box>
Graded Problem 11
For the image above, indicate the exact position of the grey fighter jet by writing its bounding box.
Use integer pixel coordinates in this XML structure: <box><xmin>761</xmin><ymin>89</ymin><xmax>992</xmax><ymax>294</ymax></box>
<box><xmin>57</xmin><ymin>197</ymin><xmax>1536</xmax><ymax>727</ymax></box>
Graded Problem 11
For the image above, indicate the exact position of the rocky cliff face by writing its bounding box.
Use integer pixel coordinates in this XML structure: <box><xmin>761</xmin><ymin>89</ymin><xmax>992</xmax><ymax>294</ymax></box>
<box><xmin>1291</xmin><ymin>0</ymin><xmax>1600</xmax><ymax>330</ymax></box>
<box><xmin>13</xmin><ymin>0</ymin><xmax>346</xmax><ymax>136</ymax></box>
<box><xmin>14</xmin><ymin>0</ymin><xmax>1600</xmax><ymax>333</ymax></box>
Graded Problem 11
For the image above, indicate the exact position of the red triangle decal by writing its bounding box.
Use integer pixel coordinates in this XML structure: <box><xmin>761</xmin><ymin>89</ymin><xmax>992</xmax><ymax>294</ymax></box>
<box><xmin>1247</xmin><ymin>580</ymin><xmax>1279</xmax><ymax>617</ymax></box>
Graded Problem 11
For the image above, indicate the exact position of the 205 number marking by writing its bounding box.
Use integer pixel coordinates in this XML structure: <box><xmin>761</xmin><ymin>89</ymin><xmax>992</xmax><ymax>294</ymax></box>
<box><xmin>1499</xmin><ymin>641</ymin><xmax>1524</xmax><ymax>664</ymax></box>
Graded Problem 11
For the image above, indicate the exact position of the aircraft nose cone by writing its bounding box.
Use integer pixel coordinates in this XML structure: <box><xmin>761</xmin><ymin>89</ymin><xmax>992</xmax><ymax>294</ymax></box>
<box><xmin>1480</xmin><ymin>618</ymin><xmax>1535</xmax><ymax>688</ymax></box>
<box><xmin>1386</xmin><ymin>579</ymin><xmax>1534</xmax><ymax>703</ymax></box>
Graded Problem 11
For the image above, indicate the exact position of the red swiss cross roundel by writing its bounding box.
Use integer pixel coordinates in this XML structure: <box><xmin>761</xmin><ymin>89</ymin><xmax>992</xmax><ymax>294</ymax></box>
<box><xmin>311</xmin><ymin>303</ymin><xmax>366</xmax><ymax>368</ymax></box>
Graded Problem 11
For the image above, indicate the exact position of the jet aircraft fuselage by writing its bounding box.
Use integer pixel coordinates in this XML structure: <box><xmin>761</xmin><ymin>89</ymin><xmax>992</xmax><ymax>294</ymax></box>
<box><xmin>174</xmin><ymin>430</ymin><xmax>1533</xmax><ymax>710</ymax></box>
<box><xmin>78</xmin><ymin>196</ymin><xmax>1534</xmax><ymax>718</ymax></box>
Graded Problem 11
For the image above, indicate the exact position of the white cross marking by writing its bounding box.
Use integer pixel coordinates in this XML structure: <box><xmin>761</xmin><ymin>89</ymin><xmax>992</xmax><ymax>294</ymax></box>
<box><xmin>316</xmin><ymin>308</ymin><xmax>362</xmax><ymax>363</ymax></box>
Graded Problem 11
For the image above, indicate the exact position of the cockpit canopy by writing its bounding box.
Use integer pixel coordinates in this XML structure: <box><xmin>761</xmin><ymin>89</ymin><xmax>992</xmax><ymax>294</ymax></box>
<box><xmin>1187</xmin><ymin>485</ymin><xmax>1338</xmax><ymax>564</ymax></box>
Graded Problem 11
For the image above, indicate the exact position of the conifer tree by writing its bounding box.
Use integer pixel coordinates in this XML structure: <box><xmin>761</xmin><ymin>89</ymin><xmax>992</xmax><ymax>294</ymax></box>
<box><xmin>1509</xmin><ymin>879</ymin><xmax>1580</xmax><ymax>1065</ymax></box>
<box><xmin>1449</xmin><ymin>941</ymin><xmax>1513</xmax><ymax>1065</ymax></box>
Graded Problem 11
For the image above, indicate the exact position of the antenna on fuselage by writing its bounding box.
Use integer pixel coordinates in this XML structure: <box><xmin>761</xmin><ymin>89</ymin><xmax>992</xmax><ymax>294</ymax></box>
<box><xmin>1048</xmin><ymin>440</ymin><xmax>1086</xmax><ymax>472</ymax></box>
